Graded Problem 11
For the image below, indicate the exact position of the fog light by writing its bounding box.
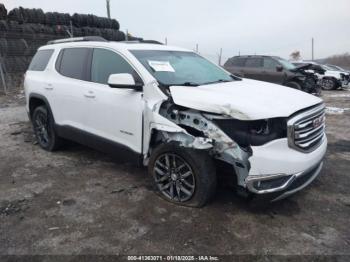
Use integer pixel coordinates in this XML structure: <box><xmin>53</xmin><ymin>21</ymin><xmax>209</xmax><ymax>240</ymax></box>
<box><xmin>253</xmin><ymin>175</ymin><xmax>292</xmax><ymax>191</ymax></box>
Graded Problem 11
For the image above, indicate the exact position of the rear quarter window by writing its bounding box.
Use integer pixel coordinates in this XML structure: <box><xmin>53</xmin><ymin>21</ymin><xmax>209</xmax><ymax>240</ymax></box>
<box><xmin>28</xmin><ymin>49</ymin><xmax>54</xmax><ymax>71</ymax></box>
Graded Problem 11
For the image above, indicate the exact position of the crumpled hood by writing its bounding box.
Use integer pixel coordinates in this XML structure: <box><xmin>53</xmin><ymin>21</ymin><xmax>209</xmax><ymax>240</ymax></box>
<box><xmin>169</xmin><ymin>79</ymin><xmax>322</xmax><ymax>120</ymax></box>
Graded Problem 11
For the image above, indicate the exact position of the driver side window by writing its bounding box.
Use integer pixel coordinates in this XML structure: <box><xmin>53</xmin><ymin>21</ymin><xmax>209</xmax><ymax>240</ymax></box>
<box><xmin>91</xmin><ymin>48</ymin><xmax>139</xmax><ymax>85</ymax></box>
<box><xmin>263</xmin><ymin>58</ymin><xmax>280</xmax><ymax>70</ymax></box>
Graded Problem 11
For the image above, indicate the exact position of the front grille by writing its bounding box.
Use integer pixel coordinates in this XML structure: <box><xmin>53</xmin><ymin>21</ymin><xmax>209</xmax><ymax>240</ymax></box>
<box><xmin>287</xmin><ymin>104</ymin><xmax>326</xmax><ymax>152</ymax></box>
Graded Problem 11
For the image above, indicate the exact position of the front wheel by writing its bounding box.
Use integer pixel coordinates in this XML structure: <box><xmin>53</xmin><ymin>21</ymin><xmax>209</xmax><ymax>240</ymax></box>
<box><xmin>322</xmin><ymin>78</ymin><xmax>338</xmax><ymax>90</ymax></box>
<box><xmin>285</xmin><ymin>81</ymin><xmax>302</xmax><ymax>90</ymax></box>
<box><xmin>148</xmin><ymin>143</ymin><xmax>217</xmax><ymax>207</ymax></box>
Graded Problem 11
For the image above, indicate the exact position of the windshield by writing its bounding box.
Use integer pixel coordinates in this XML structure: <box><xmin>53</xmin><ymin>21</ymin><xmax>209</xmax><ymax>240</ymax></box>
<box><xmin>326</xmin><ymin>65</ymin><xmax>339</xmax><ymax>70</ymax></box>
<box><xmin>322</xmin><ymin>65</ymin><xmax>335</xmax><ymax>71</ymax></box>
<box><xmin>130</xmin><ymin>50</ymin><xmax>233</xmax><ymax>86</ymax></box>
<box><xmin>277</xmin><ymin>58</ymin><xmax>296</xmax><ymax>70</ymax></box>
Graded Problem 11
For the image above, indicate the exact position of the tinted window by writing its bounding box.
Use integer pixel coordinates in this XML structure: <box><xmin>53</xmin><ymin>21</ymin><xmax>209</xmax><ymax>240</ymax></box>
<box><xmin>91</xmin><ymin>49</ymin><xmax>136</xmax><ymax>84</ymax></box>
<box><xmin>245</xmin><ymin>58</ymin><xmax>263</xmax><ymax>68</ymax></box>
<box><xmin>228</xmin><ymin>57</ymin><xmax>247</xmax><ymax>67</ymax></box>
<box><xmin>28</xmin><ymin>50</ymin><xmax>54</xmax><ymax>71</ymax></box>
<box><xmin>58</xmin><ymin>48</ymin><xmax>90</xmax><ymax>80</ymax></box>
<box><xmin>263</xmin><ymin>58</ymin><xmax>280</xmax><ymax>69</ymax></box>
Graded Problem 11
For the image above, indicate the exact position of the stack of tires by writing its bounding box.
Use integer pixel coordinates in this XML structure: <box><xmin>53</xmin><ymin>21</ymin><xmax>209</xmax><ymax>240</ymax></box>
<box><xmin>0</xmin><ymin>4</ymin><xmax>137</xmax><ymax>90</ymax></box>
<box><xmin>0</xmin><ymin>4</ymin><xmax>7</xmax><ymax>20</ymax></box>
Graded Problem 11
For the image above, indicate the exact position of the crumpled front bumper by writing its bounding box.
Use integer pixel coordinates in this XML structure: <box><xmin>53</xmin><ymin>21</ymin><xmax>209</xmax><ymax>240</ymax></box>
<box><xmin>243</xmin><ymin>136</ymin><xmax>327</xmax><ymax>201</ymax></box>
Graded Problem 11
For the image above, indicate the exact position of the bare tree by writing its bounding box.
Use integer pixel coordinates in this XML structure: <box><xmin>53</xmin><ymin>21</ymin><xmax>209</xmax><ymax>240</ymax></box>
<box><xmin>290</xmin><ymin>50</ymin><xmax>302</xmax><ymax>61</ymax></box>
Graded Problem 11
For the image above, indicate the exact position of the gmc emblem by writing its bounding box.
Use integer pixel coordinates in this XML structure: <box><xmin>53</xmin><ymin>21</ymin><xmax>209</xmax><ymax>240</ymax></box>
<box><xmin>313</xmin><ymin>116</ymin><xmax>324</xmax><ymax>128</ymax></box>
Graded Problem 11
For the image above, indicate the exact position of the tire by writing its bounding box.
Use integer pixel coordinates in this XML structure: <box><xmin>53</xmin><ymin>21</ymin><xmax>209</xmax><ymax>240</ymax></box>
<box><xmin>32</xmin><ymin>106</ymin><xmax>62</xmax><ymax>151</ymax></box>
<box><xmin>322</xmin><ymin>78</ymin><xmax>338</xmax><ymax>90</ymax></box>
<box><xmin>285</xmin><ymin>81</ymin><xmax>302</xmax><ymax>90</ymax></box>
<box><xmin>148</xmin><ymin>143</ymin><xmax>217</xmax><ymax>207</ymax></box>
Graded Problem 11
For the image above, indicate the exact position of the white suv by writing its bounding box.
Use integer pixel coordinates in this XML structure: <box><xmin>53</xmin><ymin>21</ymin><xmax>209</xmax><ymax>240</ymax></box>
<box><xmin>25</xmin><ymin>37</ymin><xmax>327</xmax><ymax>207</ymax></box>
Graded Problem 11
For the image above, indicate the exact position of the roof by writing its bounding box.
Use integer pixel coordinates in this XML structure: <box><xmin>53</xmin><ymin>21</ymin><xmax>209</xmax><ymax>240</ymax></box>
<box><xmin>230</xmin><ymin>55</ymin><xmax>281</xmax><ymax>59</ymax></box>
<box><xmin>40</xmin><ymin>39</ymin><xmax>191</xmax><ymax>52</ymax></box>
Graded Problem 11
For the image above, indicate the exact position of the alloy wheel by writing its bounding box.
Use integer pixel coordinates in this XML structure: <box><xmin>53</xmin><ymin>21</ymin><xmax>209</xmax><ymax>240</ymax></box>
<box><xmin>33</xmin><ymin>111</ymin><xmax>50</xmax><ymax>147</ymax></box>
<box><xmin>153</xmin><ymin>153</ymin><xmax>195</xmax><ymax>202</ymax></box>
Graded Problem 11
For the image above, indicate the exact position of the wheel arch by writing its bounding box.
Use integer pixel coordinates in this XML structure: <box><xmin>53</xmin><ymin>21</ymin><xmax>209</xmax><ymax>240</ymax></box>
<box><xmin>28</xmin><ymin>93</ymin><xmax>54</xmax><ymax>121</ymax></box>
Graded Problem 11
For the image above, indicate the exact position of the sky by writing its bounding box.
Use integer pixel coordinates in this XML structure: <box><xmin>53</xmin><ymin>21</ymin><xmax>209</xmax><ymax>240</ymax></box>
<box><xmin>3</xmin><ymin>0</ymin><xmax>350</xmax><ymax>63</ymax></box>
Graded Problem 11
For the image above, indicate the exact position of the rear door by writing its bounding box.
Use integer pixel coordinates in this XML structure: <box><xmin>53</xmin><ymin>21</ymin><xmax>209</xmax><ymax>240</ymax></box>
<box><xmin>50</xmin><ymin>47</ymin><xmax>92</xmax><ymax>130</ymax></box>
<box><xmin>243</xmin><ymin>57</ymin><xmax>263</xmax><ymax>80</ymax></box>
<box><xmin>84</xmin><ymin>48</ymin><xmax>144</xmax><ymax>153</ymax></box>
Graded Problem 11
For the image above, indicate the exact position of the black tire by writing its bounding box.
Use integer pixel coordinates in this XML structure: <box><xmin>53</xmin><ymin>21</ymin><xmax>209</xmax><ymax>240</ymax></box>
<box><xmin>32</xmin><ymin>106</ymin><xmax>62</xmax><ymax>151</ymax></box>
<box><xmin>148</xmin><ymin>143</ymin><xmax>217</xmax><ymax>207</ymax></box>
<box><xmin>322</xmin><ymin>78</ymin><xmax>338</xmax><ymax>90</ymax></box>
<box><xmin>285</xmin><ymin>81</ymin><xmax>302</xmax><ymax>90</ymax></box>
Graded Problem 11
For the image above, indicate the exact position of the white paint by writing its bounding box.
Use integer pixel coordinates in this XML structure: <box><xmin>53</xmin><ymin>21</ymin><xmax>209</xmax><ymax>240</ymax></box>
<box><xmin>170</xmin><ymin>79</ymin><xmax>322</xmax><ymax>120</ymax></box>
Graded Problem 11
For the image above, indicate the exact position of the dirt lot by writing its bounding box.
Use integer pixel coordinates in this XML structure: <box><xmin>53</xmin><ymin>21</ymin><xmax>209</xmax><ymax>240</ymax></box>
<box><xmin>0</xmin><ymin>90</ymin><xmax>349</xmax><ymax>256</ymax></box>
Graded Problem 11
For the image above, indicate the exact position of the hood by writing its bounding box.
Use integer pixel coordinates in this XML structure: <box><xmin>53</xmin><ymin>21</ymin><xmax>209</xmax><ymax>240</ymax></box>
<box><xmin>169</xmin><ymin>79</ymin><xmax>322</xmax><ymax>120</ymax></box>
<box><xmin>292</xmin><ymin>64</ymin><xmax>325</xmax><ymax>75</ymax></box>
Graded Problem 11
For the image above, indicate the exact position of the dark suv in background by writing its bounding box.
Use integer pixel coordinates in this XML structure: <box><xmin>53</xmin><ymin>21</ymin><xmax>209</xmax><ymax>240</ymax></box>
<box><xmin>224</xmin><ymin>55</ymin><xmax>321</xmax><ymax>95</ymax></box>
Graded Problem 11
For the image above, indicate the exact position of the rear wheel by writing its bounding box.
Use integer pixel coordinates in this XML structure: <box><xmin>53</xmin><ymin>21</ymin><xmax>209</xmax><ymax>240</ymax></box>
<box><xmin>148</xmin><ymin>143</ymin><xmax>217</xmax><ymax>207</ymax></box>
<box><xmin>32</xmin><ymin>106</ymin><xmax>62</xmax><ymax>151</ymax></box>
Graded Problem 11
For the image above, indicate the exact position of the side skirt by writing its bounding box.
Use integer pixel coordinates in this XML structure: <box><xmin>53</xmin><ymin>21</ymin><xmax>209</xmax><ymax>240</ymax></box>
<box><xmin>55</xmin><ymin>124</ymin><xmax>143</xmax><ymax>165</ymax></box>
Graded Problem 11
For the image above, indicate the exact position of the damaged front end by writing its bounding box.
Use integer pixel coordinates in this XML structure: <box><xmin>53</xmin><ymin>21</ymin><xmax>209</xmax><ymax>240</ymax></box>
<box><xmin>148</xmin><ymin>98</ymin><xmax>288</xmax><ymax>194</ymax></box>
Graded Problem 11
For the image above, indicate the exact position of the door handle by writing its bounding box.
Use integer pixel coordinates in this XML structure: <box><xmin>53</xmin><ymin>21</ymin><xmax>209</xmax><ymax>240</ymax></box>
<box><xmin>84</xmin><ymin>91</ymin><xmax>95</xmax><ymax>98</ymax></box>
<box><xmin>45</xmin><ymin>83</ymin><xmax>54</xmax><ymax>90</ymax></box>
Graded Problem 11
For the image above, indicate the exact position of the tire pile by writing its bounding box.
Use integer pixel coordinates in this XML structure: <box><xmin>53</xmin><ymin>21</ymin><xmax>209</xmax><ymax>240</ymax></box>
<box><xmin>0</xmin><ymin>4</ymin><xmax>137</xmax><ymax>89</ymax></box>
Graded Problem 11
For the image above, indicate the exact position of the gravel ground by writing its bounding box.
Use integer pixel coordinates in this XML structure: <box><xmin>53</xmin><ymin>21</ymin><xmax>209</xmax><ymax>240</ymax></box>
<box><xmin>0</xmin><ymin>90</ymin><xmax>349</xmax><ymax>257</ymax></box>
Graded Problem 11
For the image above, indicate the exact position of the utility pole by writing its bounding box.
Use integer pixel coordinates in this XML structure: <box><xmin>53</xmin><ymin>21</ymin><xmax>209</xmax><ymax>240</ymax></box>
<box><xmin>218</xmin><ymin>48</ymin><xmax>222</xmax><ymax>66</ymax></box>
<box><xmin>106</xmin><ymin>0</ymin><xmax>111</xmax><ymax>19</ymax></box>
<box><xmin>165</xmin><ymin>37</ymin><xmax>167</xmax><ymax>45</ymax></box>
<box><xmin>195</xmin><ymin>44</ymin><xmax>199</xmax><ymax>53</ymax></box>
<box><xmin>311</xmin><ymin>37</ymin><xmax>314</xmax><ymax>61</ymax></box>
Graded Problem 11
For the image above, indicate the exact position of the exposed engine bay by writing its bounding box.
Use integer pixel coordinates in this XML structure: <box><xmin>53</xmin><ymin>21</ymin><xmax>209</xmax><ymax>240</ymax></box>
<box><xmin>153</xmin><ymin>100</ymin><xmax>288</xmax><ymax>186</ymax></box>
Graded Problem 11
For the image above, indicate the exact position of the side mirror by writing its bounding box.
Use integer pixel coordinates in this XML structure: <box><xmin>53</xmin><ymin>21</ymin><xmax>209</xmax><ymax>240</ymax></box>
<box><xmin>108</xmin><ymin>73</ymin><xmax>143</xmax><ymax>91</ymax></box>
<box><xmin>276</xmin><ymin>65</ymin><xmax>283</xmax><ymax>72</ymax></box>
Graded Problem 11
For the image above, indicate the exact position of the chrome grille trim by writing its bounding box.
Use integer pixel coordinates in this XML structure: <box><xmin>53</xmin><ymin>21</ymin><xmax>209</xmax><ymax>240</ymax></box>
<box><xmin>287</xmin><ymin>103</ymin><xmax>326</xmax><ymax>153</ymax></box>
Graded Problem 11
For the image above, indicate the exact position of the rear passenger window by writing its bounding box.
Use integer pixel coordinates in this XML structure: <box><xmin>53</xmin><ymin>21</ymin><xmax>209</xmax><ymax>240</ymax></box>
<box><xmin>28</xmin><ymin>50</ymin><xmax>54</xmax><ymax>71</ymax></box>
<box><xmin>57</xmin><ymin>48</ymin><xmax>90</xmax><ymax>80</ymax></box>
<box><xmin>245</xmin><ymin>58</ymin><xmax>263</xmax><ymax>68</ymax></box>
<box><xmin>231</xmin><ymin>57</ymin><xmax>247</xmax><ymax>67</ymax></box>
<box><xmin>91</xmin><ymin>48</ymin><xmax>136</xmax><ymax>84</ymax></box>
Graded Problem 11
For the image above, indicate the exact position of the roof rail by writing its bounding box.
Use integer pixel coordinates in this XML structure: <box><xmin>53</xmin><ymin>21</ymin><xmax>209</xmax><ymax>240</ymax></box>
<box><xmin>120</xmin><ymin>39</ymin><xmax>164</xmax><ymax>45</ymax></box>
<box><xmin>47</xmin><ymin>36</ymin><xmax>107</xmax><ymax>45</ymax></box>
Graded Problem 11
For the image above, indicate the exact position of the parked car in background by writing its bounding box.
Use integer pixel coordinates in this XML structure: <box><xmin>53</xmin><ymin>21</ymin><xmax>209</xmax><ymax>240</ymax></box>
<box><xmin>293</xmin><ymin>61</ymin><xmax>350</xmax><ymax>90</ymax></box>
<box><xmin>224</xmin><ymin>55</ymin><xmax>321</xmax><ymax>95</ymax></box>
<box><xmin>325</xmin><ymin>64</ymin><xmax>350</xmax><ymax>74</ymax></box>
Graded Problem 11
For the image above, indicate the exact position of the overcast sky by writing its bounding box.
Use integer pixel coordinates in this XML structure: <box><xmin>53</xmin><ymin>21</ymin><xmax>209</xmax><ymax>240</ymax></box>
<box><xmin>4</xmin><ymin>0</ymin><xmax>350</xmax><ymax>62</ymax></box>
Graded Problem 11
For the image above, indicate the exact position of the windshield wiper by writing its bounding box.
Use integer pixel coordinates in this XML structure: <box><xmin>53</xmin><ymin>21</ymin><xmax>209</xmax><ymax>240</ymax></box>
<box><xmin>203</xmin><ymin>79</ymin><xmax>232</xmax><ymax>85</ymax></box>
<box><xmin>174</xmin><ymin>82</ymin><xmax>199</xmax><ymax>87</ymax></box>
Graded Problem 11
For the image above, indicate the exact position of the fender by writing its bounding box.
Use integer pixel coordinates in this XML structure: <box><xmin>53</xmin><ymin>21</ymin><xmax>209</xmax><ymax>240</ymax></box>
<box><xmin>28</xmin><ymin>93</ymin><xmax>55</xmax><ymax>122</ymax></box>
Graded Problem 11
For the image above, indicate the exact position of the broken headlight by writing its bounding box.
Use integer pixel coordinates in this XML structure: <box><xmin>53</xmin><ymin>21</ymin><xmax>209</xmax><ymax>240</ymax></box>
<box><xmin>213</xmin><ymin>118</ymin><xmax>287</xmax><ymax>147</ymax></box>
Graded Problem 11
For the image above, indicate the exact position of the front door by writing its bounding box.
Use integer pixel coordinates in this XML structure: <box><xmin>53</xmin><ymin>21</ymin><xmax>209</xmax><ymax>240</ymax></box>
<box><xmin>84</xmin><ymin>48</ymin><xmax>144</xmax><ymax>153</ymax></box>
